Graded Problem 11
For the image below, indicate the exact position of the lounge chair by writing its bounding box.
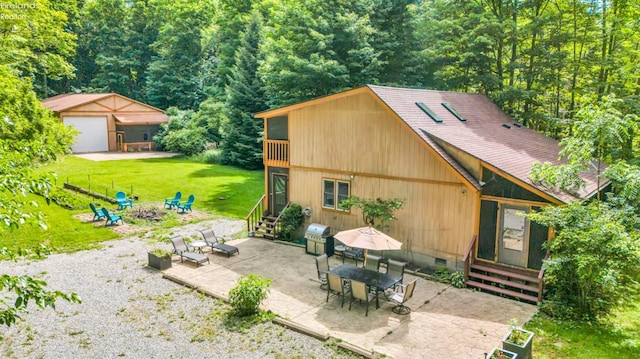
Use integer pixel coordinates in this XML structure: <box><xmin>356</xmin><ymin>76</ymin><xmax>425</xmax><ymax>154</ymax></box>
<box><xmin>198</xmin><ymin>229</ymin><xmax>239</xmax><ymax>258</ymax></box>
<box><xmin>101</xmin><ymin>207</ymin><xmax>123</xmax><ymax>226</ymax></box>
<box><xmin>89</xmin><ymin>203</ymin><xmax>106</xmax><ymax>221</ymax></box>
<box><xmin>115</xmin><ymin>191</ymin><xmax>133</xmax><ymax>210</ymax></box>
<box><xmin>176</xmin><ymin>194</ymin><xmax>194</xmax><ymax>213</ymax></box>
<box><xmin>164</xmin><ymin>191</ymin><xmax>181</xmax><ymax>209</ymax></box>
<box><xmin>170</xmin><ymin>236</ymin><xmax>209</xmax><ymax>267</ymax></box>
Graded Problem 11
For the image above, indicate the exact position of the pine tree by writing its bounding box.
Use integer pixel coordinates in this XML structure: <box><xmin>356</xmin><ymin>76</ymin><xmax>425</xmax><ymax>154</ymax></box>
<box><xmin>221</xmin><ymin>10</ymin><xmax>266</xmax><ymax>170</ymax></box>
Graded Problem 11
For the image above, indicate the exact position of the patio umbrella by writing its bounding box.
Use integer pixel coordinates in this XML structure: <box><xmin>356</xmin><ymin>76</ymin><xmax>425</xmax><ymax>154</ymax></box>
<box><xmin>333</xmin><ymin>226</ymin><xmax>402</xmax><ymax>263</ymax></box>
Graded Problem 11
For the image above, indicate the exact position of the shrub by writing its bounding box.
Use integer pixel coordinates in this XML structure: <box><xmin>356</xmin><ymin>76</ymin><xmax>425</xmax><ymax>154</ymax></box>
<box><xmin>228</xmin><ymin>274</ymin><xmax>272</xmax><ymax>317</ymax></box>
<box><xmin>278</xmin><ymin>203</ymin><xmax>304</xmax><ymax>241</ymax></box>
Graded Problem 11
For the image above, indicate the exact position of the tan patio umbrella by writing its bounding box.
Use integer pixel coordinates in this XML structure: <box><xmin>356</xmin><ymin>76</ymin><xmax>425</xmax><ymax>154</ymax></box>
<box><xmin>333</xmin><ymin>226</ymin><xmax>402</xmax><ymax>263</ymax></box>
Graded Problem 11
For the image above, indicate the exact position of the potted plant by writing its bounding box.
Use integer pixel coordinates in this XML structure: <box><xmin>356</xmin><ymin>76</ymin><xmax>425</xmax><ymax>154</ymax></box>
<box><xmin>502</xmin><ymin>319</ymin><xmax>533</xmax><ymax>359</ymax></box>
<box><xmin>147</xmin><ymin>248</ymin><xmax>173</xmax><ymax>270</ymax></box>
<box><xmin>487</xmin><ymin>348</ymin><xmax>517</xmax><ymax>359</ymax></box>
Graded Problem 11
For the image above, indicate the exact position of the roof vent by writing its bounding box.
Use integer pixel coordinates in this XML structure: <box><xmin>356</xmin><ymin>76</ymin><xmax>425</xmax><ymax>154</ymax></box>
<box><xmin>502</xmin><ymin>124</ymin><xmax>511</xmax><ymax>129</ymax></box>
<box><xmin>416</xmin><ymin>102</ymin><xmax>442</xmax><ymax>123</ymax></box>
<box><xmin>441</xmin><ymin>102</ymin><xmax>466</xmax><ymax>122</ymax></box>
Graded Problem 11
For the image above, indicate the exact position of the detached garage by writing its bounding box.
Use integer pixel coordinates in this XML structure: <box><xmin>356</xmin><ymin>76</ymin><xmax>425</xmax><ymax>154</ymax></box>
<box><xmin>41</xmin><ymin>93</ymin><xmax>169</xmax><ymax>153</ymax></box>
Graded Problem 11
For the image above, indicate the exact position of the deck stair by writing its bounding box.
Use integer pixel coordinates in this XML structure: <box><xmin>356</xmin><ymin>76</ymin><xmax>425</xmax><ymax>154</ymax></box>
<box><xmin>466</xmin><ymin>263</ymin><xmax>541</xmax><ymax>304</ymax></box>
<box><xmin>253</xmin><ymin>215</ymin><xmax>278</xmax><ymax>240</ymax></box>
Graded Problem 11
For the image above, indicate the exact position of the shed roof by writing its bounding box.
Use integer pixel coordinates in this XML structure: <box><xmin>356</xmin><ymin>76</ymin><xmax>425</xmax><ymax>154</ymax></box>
<box><xmin>255</xmin><ymin>85</ymin><xmax>604</xmax><ymax>204</ymax></box>
<box><xmin>41</xmin><ymin>93</ymin><xmax>112</xmax><ymax>112</ymax></box>
<box><xmin>114</xmin><ymin>113</ymin><xmax>169</xmax><ymax>125</ymax></box>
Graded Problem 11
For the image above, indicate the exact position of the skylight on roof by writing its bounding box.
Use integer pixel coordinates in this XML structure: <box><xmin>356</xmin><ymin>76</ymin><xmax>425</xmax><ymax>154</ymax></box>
<box><xmin>416</xmin><ymin>102</ymin><xmax>442</xmax><ymax>123</ymax></box>
<box><xmin>441</xmin><ymin>102</ymin><xmax>466</xmax><ymax>122</ymax></box>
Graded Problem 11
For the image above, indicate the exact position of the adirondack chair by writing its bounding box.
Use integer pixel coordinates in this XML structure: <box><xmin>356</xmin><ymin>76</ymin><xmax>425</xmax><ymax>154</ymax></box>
<box><xmin>89</xmin><ymin>203</ymin><xmax>106</xmax><ymax>221</ymax></box>
<box><xmin>164</xmin><ymin>191</ymin><xmax>181</xmax><ymax>209</ymax></box>
<box><xmin>101</xmin><ymin>207</ymin><xmax>123</xmax><ymax>226</ymax></box>
<box><xmin>176</xmin><ymin>194</ymin><xmax>194</xmax><ymax>213</ymax></box>
<box><xmin>115</xmin><ymin>191</ymin><xmax>133</xmax><ymax>210</ymax></box>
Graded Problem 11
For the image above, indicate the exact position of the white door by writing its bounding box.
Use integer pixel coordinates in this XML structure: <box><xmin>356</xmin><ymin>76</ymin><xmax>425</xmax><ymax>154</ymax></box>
<box><xmin>63</xmin><ymin>116</ymin><xmax>108</xmax><ymax>153</ymax></box>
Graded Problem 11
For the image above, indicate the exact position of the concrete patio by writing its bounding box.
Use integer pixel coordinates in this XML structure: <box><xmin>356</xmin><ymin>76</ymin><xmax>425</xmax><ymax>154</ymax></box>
<box><xmin>162</xmin><ymin>237</ymin><xmax>537</xmax><ymax>358</ymax></box>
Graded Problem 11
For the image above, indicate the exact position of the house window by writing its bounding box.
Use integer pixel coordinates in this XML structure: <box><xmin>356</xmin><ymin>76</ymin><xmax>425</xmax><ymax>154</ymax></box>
<box><xmin>322</xmin><ymin>179</ymin><xmax>350</xmax><ymax>210</ymax></box>
<box><xmin>143</xmin><ymin>133</ymin><xmax>149</xmax><ymax>141</ymax></box>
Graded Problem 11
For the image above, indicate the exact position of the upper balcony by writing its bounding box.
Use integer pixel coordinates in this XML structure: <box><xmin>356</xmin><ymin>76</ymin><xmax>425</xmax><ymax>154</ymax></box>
<box><xmin>264</xmin><ymin>139</ymin><xmax>289</xmax><ymax>167</ymax></box>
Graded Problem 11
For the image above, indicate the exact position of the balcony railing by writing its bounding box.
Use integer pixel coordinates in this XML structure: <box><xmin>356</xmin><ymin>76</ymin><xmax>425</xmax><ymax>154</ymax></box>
<box><xmin>264</xmin><ymin>139</ymin><xmax>289</xmax><ymax>167</ymax></box>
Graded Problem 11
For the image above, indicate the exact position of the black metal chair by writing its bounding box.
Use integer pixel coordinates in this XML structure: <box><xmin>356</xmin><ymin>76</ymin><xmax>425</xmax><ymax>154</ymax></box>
<box><xmin>389</xmin><ymin>279</ymin><xmax>417</xmax><ymax>315</ymax></box>
<box><xmin>364</xmin><ymin>254</ymin><xmax>381</xmax><ymax>272</ymax></box>
<box><xmin>315</xmin><ymin>254</ymin><xmax>330</xmax><ymax>289</ymax></box>
<box><xmin>349</xmin><ymin>280</ymin><xmax>377</xmax><ymax>316</ymax></box>
<box><xmin>326</xmin><ymin>272</ymin><xmax>350</xmax><ymax>307</ymax></box>
<box><xmin>342</xmin><ymin>247</ymin><xmax>364</xmax><ymax>266</ymax></box>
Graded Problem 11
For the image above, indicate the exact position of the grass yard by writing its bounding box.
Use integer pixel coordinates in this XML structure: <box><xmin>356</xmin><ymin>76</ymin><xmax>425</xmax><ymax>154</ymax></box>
<box><xmin>40</xmin><ymin>155</ymin><xmax>264</xmax><ymax>219</ymax></box>
<box><xmin>1</xmin><ymin>155</ymin><xmax>263</xmax><ymax>254</ymax></box>
<box><xmin>526</xmin><ymin>303</ymin><xmax>640</xmax><ymax>358</ymax></box>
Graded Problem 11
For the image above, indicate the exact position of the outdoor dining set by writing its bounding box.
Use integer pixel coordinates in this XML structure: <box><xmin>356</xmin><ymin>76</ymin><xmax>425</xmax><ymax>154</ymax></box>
<box><xmin>315</xmin><ymin>225</ymin><xmax>417</xmax><ymax>316</ymax></box>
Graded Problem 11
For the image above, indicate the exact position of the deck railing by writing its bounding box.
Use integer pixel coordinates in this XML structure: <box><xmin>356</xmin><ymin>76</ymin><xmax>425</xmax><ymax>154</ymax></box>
<box><xmin>245</xmin><ymin>194</ymin><xmax>266</xmax><ymax>233</ymax></box>
<box><xmin>462</xmin><ymin>235</ymin><xmax>478</xmax><ymax>282</ymax></box>
<box><xmin>264</xmin><ymin>139</ymin><xmax>289</xmax><ymax>167</ymax></box>
<box><xmin>270</xmin><ymin>201</ymin><xmax>291</xmax><ymax>240</ymax></box>
<box><xmin>537</xmin><ymin>249</ymin><xmax>550</xmax><ymax>302</ymax></box>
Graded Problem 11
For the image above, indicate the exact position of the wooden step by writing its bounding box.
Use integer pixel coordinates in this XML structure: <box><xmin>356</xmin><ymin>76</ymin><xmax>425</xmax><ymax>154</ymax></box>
<box><xmin>471</xmin><ymin>264</ymin><xmax>539</xmax><ymax>284</ymax></box>
<box><xmin>466</xmin><ymin>280</ymin><xmax>539</xmax><ymax>303</ymax></box>
<box><xmin>254</xmin><ymin>224</ymin><xmax>275</xmax><ymax>231</ymax></box>
<box><xmin>468</xmin><ymin>272</ymin><xmax>539</xmax><ymax>293</ymax></box>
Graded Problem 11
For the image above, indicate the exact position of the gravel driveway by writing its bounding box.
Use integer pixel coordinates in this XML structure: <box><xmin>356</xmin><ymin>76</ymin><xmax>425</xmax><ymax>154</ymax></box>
<box><xmin>0</xmin><ymin>219</ymin><xmax>360</xmax><ymax>359</ymax></box>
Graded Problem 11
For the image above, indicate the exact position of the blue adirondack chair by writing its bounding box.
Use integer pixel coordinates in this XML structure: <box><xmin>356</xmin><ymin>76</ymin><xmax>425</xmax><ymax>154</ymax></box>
<box><xmin>89</xmin><ymin>203</ymin><xmax>107</xmax><ymax>221</ymax></box>
<box><xmin>115</xmin><ymin>191</ymin><xmax>133</xmax><ymax>210</ymax></box>
<box><xmin>101</xmin><ymin>207</ymin><xmax>123</xmax><ymax>226</ymax></box>
<box><xmin>164</xmin><ymin>191</ymin><xmax>182</xmax><ymax>209</ymax></box>
<box><xmin>176</xmin><ymin>194</ymin><xmax>195</xmax><ymax>213</ymax></box>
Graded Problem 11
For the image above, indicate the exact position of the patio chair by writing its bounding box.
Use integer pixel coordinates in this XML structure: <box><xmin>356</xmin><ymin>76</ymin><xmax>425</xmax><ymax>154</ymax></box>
<box><xmin>386</xmin><ymin>259</ymin><xmax>406</xmax><ymax>290</ymax></box>
<box><xmin>164</xmin><ymin>191</ymin><xmax>181</xmax><ymax>209</ymax></box>
<box><xmin>342</xmin><ymin>247</ymin><xmax>364</xmax><ymax>266</ymax></box>
<box><xmin>176</xmin><ymin>194</ymin><xmax>194</xmax><ymax>213</ymax></box>
<box><xmin>349</xmin><ymin>280</ymin><xmax>377</xmax><ymax>316</ymax></box>
<box><xmin>198</xmin><ymin>229</ymin><xmax>239</xmax><ymax>258</ymax></box>
<box><xmin>169</xmin><ymin>236</ymin><xmax>209</xmax><ymax>267</ymax></box>
<box><xmin>326</xmin><ymin>272</ymin><xmax>350</xmax><ymax>307</ymax></box>
<box><xmin>315</xmin><ymin>254</ymin><xmax>330</xmax><ymax>289</ymax></box>
<box><xmin>101</xmin><ymin>207</ymin><xmax>123</xmax><ymax>226</ymax></box>
<box><xmin>115</xmin><ymin>191</ymin><xmax>133</xmax><ymax>210</ymax></box>
<box><xmin>389</xmin><ymin>279</ymin><xmax>417</xmax><ymax>315</ymax></box>
<box><xmin>364</xmin><ymin>254</ymin><xmax>381</xmax><ymax>272</ymax></box>
<box><xmin>89</xmin><ymin>203</ymin><xmax>106</xmax><ymax>221</ymax></box>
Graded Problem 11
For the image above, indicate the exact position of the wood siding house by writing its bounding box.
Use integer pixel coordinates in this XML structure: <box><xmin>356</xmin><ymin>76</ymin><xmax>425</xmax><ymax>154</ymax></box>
<box><xmin>42</xmin><ymin>93</ymin><xmax>169</xmax><ymax>153</ymax></box>
<box><xmin>252</xmin><ymin>85</ymin><xmax>603</xmax><ymax>302</ymax></box>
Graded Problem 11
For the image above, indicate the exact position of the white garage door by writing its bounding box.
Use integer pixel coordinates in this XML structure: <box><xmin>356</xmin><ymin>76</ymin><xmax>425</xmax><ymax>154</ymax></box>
<box><xmin>63</xmin><ymin>116</ymin><xmax>108</xmax><ymax>153</ymax></box>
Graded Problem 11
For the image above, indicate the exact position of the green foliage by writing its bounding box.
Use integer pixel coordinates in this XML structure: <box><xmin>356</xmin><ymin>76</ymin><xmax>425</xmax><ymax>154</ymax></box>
<box><xmin>228</xmin><ymin>274</ymin><xmax>272</xmax><ymax>317</ymax></box>
<box><xmin>338</xmin><ymin>196</ymin><xmax>405</xmax><ymax>228</ymax></box>
<box><xmin>432</xmin><ymin>267</ymin><xmax>465</xmax><ymax>288</ymax></box>
<box><xmin>529</xmin><ymin>202</ymin><xmax>640</xmax><ymax>321</ymax></box>
<box><xmin>278</xmin><ymin>203</ymin><xmax>304</xmax><ymax>241</ymax></box>
<box><xmin>149</xmin><ymin>248</ymin><xmax>173</xmax><ymax>258</ymax></box>
<box><xmin>221</xmin><ymin>10</ymin><xmax>266</xmax><ymax>170</ymax></box>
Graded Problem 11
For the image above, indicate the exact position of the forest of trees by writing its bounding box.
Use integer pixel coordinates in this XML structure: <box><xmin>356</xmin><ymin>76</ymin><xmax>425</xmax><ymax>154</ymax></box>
<box><xmin>2</xmin><ymin>0</ymin><xmax>640</xmax><ymax>167</ymax></box>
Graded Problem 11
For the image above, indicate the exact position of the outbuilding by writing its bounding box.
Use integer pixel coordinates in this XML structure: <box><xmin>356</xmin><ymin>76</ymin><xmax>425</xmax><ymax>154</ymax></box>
<box><xmin>42</xmin><ymin>93</ymin><xmax>169</xmax><ymax>153</ymax></box>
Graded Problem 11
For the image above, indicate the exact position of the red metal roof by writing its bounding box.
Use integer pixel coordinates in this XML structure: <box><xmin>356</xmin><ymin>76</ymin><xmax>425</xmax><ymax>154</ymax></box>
<box><xmin>41</xmin><ymin>93</ymin><xmax>113</xmax><ymax>112</ymax></box>
<box><xmin>367</xmin><ymin>85</ymin><xmax>602</xmax><ymax>203</ymax></box>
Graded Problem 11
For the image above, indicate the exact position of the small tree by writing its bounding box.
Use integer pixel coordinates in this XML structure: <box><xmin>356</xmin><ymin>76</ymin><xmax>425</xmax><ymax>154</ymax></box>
<box><xmin>278</xmin><ymin>203</ymin><xmax>305</xmax><ymax>241</ymax></box>
<box><xmin>338</xmin><ymin>196</ymin><xmax>405</xmax><ymax>229</ymax></box>
<box><xmin>228</xmin><ymin>274</ymin><xmax>272</xmax><ymax>317</ymax></box>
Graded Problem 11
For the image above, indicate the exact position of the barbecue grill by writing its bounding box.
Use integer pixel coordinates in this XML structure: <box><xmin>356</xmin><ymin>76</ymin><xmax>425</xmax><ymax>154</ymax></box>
<box><xmin>305</xmin><ymin>223</ymin><xmax>334</xmax><ymax>256</ymax></box>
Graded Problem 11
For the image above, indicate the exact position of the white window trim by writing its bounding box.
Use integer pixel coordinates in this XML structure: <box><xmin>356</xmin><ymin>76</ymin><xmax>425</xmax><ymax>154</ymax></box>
<box><xmin>322</xmin><ymin>178</ymin><xmax>350</xmax><ymax>211</ymax></box>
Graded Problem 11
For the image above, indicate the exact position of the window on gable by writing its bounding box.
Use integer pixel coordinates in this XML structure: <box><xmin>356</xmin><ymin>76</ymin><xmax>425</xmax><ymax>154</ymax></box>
<box><xmin>322</xmin><ymin>179</ymin><xmax>350</xmax><ymax>211</ymax></box>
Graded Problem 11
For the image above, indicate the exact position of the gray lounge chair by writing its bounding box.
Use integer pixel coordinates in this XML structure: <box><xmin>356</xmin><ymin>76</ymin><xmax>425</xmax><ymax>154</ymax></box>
<box><xmin>198</xmin><ymin>229</ymin><xmax>239</xmax><ymax>258</ymax></box>
<box><xmin>170</xmin><ymin>236</ymin><xmax>209</xmax><ymax>267</ymax></box>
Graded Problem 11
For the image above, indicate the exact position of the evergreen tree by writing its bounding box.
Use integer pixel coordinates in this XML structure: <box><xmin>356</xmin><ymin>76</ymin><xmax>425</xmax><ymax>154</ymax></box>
<box><xmin>221</xmin><ymin>11</ymin><xmax>266</xmax><ymax>169</ymax></box>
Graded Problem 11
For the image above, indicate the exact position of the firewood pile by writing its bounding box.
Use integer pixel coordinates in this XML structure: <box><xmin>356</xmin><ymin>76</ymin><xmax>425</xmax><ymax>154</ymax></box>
<box><xmin>130</xmin><ymin>206</ymin><xmax>167</xmax><ymax>221</ymax></box>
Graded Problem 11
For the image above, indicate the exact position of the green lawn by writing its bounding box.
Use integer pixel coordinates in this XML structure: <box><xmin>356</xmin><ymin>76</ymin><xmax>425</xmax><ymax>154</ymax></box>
<box><xmin>1</xmin><ymin>155</ymin><xmax>264</xmax><ymax>253</ymax></box>
<box><xmin>41</xmin><ymin>155</ymin><xmax>264</xmax><ymax>218</ymax></box>
<box><xmin>526</xmin><ymin>304</ymin><xmax>640</xmax><ymax>358</ymax></box>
